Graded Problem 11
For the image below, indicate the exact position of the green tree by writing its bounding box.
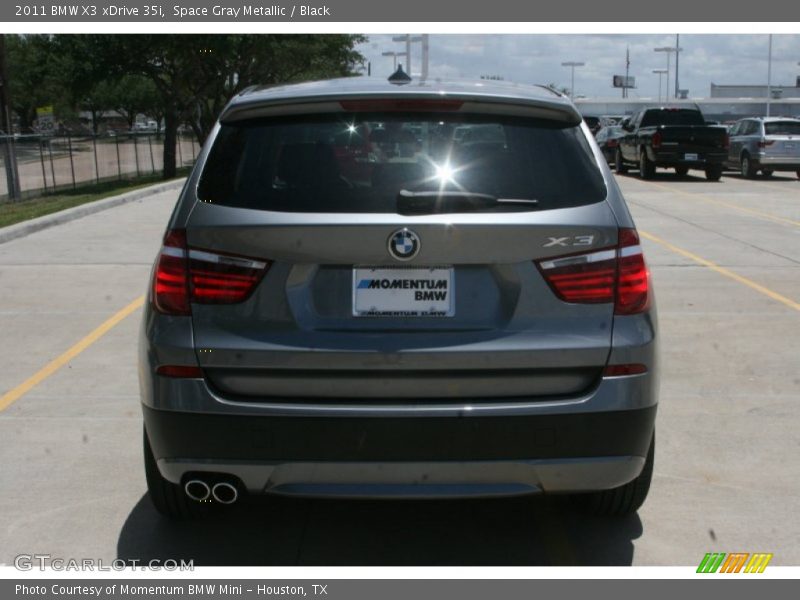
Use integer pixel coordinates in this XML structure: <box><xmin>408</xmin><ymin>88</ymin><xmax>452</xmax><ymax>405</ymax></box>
<box><xmin>80</xmin><ymin>79</ymin><xmax>119</xmax><ymax>134</ymax></box>
<box><xmin>110</xmin><ymin>75</ymin><xmax>160</xmax><ymax>131</ymax></box>
<box><xmin>185</xmin><ymin>35</ymin><xmax>367</xmax><ymax>146</ymax></box>
<box><xmin>56</xmin><ymin>34</ymin><xmax>366</xmax><ymax>179</ymax></box>
<box><xmin>5</xmin><ymin>35</ymin><xmax>62</xmax><ymax>131</ymax></box>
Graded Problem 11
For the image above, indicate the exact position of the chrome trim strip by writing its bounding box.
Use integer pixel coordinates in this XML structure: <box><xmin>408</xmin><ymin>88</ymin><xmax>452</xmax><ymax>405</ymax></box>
<box><xmin>160</xmin><ymin>246</ymin><xmax>186</xmax><ymax>258</ymax></box>
<box><xmin>188</xmin><ymin>249</ymin><xmax>268</xmax><ymax>270</ymax></box>
<box><xmin>539</xmin><ymin>248</ymin><xmax>616</xmax><ymax>270</ymax></box>
<box><xmin>619</xmin><ymin>245</ymin><xmax>643</xmax><ymax>258</ymax></box>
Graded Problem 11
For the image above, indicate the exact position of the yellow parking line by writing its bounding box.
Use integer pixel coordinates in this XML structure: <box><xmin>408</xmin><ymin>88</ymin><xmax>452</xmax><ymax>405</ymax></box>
<box><xmin>628</xmin><ymin>178</ymin><xmax>800</xmax><ymax>228</ymax></box>
<box><xmin>730</xmin><ymin>176</ymin><xmax>800</xmax><ymax>195</ymax></box>
<box><xmin>639</xmin><ymin>231</ymin><xmax>800</xmax><ymax>312</ymax></box>
<box><xmin>0</xmin><ymin>296</ymin><xmax>145</xmax><ymax>412</ymax></box>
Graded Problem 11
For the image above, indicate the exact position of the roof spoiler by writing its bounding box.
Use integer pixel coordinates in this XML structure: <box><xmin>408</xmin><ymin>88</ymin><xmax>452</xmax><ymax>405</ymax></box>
<box><xmin>221</xmin><ymin>93</ymin><xmax>582</xmax><ymax>126</ymax></box>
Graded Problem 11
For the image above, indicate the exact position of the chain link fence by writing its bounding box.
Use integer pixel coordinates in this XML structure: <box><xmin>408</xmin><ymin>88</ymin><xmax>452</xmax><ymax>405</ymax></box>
<box><xmin>0</xmin><ymin>132</ymin><xmax>201</xmax><ymax>202</ymax></box>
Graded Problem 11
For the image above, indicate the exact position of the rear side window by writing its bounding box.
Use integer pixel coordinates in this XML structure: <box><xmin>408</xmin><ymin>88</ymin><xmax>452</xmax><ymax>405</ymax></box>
<box><xmin>197</xmin><ymin>113</ymin><xmax>606</xmax><ymax>213</ymax></box>
<box><xmin>764</xmin><ymin>121</ymin><xmax>800</xmax><ymax>135</ymax></box>
<box><xmin>640</xmin><ymin>109</ymin><xmax>705</xmax><ymax>127</ymax></box>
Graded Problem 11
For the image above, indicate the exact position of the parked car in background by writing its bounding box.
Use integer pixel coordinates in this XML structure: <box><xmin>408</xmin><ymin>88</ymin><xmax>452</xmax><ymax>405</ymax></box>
<box><xmin>726</xmin><ymin>117</ymin><xmax>800</xmax><ymax>179</ymax></box>
<box><xmin>132</xmin><ymin>120</ymin><xmax>159</xmax><ymax>133</ymax></box>
<box><xmin>615</xmin><ymin>106</ymin><xmax>729</xmax><ymax>181</ymax></box>
<box><xmin>583</xmin><ymin>115</ymin><xmax>602</xmax><ymax>136</ymax></box>
<box><xmin>595</xmin><ymin>125</ymin><xmax>626</xmax><ymax>166</ymax></box>
<box><xmin>600</xmin><ymin>115</ymin><xmax>627</xmax><ymax>127</ymax></box>
<box><xmin>140</xmin><ymin>76</ymin><xmax>658</xmax><ymax>520</ymax></box>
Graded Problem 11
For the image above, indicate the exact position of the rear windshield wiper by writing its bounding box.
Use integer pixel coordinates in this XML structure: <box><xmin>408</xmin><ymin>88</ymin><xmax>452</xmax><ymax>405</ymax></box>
<box><xmin>397</xmin><ymin>190</ymin><xmax>539</xmax><ymax>215</ymax></box>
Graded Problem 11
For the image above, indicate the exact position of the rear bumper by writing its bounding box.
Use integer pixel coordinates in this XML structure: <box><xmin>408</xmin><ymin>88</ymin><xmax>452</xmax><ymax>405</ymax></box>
<box><xmin>649</xmin><ymin>149</ymin><xmax>727</xmax><ymax>167</ymax></box>
<box><xmin>143</xmin><ymin>404</ymin><xmax>656</xmax><ymax>496</ymax></box>
<box><xmin>157</xmin><ymin>457</ymin><xmax>647</xmax><ymax>498</ymax></box>
<box><xmin>753</xmin><ymin>155</ymin><xmax>800</xmax><ymax>169</ymax></box>
<box><xmin>140</xmin><ymin>306</ymin><xmax>658</xmax><ymax>498</ymax></box>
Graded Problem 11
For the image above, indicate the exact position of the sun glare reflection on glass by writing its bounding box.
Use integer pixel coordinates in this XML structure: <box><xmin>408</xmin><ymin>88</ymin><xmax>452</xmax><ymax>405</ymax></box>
<box><xmin>434</xmin><ymin>163</ymin><xmax>456</xmax><ymax>184</ymax></box>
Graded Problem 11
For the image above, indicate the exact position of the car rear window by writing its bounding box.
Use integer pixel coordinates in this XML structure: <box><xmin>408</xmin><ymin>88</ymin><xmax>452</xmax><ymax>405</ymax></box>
<box><xmin>764</xmin><ymin>121</ymin><xmax>800</xmax><ymax>135</ymax></box>
<box><xmin>640</xmin><ymin>109</ymin><xmax>705</xmax><ymax>127</ymax></box>
<box><xmin>197</xmin><ymin>113</ymin><xmax>606</xmax><ymax>213</ymax></box>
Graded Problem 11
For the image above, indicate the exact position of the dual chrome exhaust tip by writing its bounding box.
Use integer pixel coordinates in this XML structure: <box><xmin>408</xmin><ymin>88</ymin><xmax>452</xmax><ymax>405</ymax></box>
<box><xmin>184</xmin><ymin>479</ymin><xmax>239</xmax><ymax>504</ymax></box>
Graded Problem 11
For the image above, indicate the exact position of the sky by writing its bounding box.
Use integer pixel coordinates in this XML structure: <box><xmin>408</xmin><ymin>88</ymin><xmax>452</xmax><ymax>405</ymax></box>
<box><xmin>356</xmin><ymin>34</ymin><xmax>800</xmax><ymax>100</ymax></box>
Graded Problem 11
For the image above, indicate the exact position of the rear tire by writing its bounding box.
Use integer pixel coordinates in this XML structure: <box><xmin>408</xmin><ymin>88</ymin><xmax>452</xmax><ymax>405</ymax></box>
<box><xmin>576</xmin><ymin>434</ymin><xmax>655</xmax><ymax>517</ymax></box>
<box><xmin>762</xmin><ymin>169</ymin><xmax>773</xmax><ymax>177</ymax></box>
<box><xmin>639</xmin><ymin>150</ymin><xmax>655</xmax><ymax>179</ymax></box>
<box><xmin>144</xmin><ymin>427</ymin><xmax>208</xmax><ymax>520</ymax></box>
<box><xmin>615</xmin><ymin>148</ymin><xmax>627</xmax><ymax>174</ymax></box>
<box><xmin>705</xmin><ymin>165</ymin><xmax>723</xmax><ymax>181</ymax></box>
<box><xmin>797</xmin><ymin>170</ymin><xmax>800</xmax><ymax>180</ymax></box>
<box><xmin>674</xmin><ymin>166</ymin><xmax>689</xmax><ymax>177</ymax></box>
<box><xmin>740</xmin><ymin>154</ymin><xmax>757</xmax><ymax>178</ymax></box>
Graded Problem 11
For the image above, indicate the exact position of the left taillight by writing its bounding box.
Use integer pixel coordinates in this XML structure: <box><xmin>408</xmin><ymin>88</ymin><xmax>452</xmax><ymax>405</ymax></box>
<box><xmin>536</xmin><ymin>228</ymin><xmax>650</xmax><ymax>315</ymax></box>
<box><xmin>153</xmin><ymin>229</ymin><xmax>191</xmax><ymax>315</ymax></box>
<box><xmin>152</xmin><ymin>228</ymin><xmax>270</xmax><ymax>315</ymax></box>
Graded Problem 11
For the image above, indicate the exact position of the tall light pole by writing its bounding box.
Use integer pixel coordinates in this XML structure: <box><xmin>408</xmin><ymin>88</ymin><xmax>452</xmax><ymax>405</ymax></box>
<box><xmin>420</xmin><ymin>34</ymin><xmax>429</xmax><ymax>80</ymax></box>
<box><xmin>392</xmin><ymin>35</ymin><xmax>424</xmax><ymax>77</ymax></box>
<box><xmin>561</xmin><ymin>61</ymin><xmax>585</xmax><ymax>100</ymax></box>
<box><xmin>381</xmin><ymin>51</ymin><xmax>406</xmax><ymax>71</ymax></box>
<box><xmin>654</xmin><ymin>46</ymin><xmax>681</xmax><ymax>100</ymax></box>
<box><xmin>766</xmin><ymin>34</ymin><xmax>773</xmax><ymax>117</ymax></box>
<box><xmin>653</xmin><ymin>69</ymin><xmax>668</xmax><ymax>102</ymax></box>
<box><xmin>0</xmin><ymin>34</ymin><xmax>21</xmax><ymax>201</ymax></box>
<box><xmin>675</xmin><ymin>34</ymin><xmax>681</xmax><ymax>99</ymax></box>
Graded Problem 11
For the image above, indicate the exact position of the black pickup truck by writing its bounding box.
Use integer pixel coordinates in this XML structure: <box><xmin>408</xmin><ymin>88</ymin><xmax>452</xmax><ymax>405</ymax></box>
<box><xmin>615</xmin><ymin>107</ymin><xmax>729</xmax><ymax>181</ymax></box>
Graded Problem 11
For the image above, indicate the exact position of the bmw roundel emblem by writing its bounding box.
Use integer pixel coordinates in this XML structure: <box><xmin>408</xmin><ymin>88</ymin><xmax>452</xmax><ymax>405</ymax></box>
<box><xmin>387</xmin><ymin>228</ymin><xmax>420</xmax><ymax>261</ymax></box>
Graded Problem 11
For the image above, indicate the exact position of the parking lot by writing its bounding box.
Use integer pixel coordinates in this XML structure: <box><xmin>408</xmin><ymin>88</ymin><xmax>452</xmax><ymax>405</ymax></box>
<box><xmin>0</xmin><ymin>169</ymin><xmax>798</xmax><ymax>566</ymax></box>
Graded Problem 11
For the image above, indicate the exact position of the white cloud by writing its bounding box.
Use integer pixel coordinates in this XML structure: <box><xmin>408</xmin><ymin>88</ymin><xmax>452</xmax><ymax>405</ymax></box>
<box><xmin>359</xmin><ymin>34</ymin><xmax>800</xmax><ymax>99</ymax></box>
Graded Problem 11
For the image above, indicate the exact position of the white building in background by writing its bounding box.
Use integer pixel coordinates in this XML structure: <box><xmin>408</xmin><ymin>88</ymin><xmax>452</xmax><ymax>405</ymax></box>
<box><xmin>575</xmin><ymin>97</ymin><xmax>800</xmax><ymax>123</ymax></box>
<box><xmin>710</xmin><ymin>80</ymin><xmax>800</xmax><ymax>99</ymax></box>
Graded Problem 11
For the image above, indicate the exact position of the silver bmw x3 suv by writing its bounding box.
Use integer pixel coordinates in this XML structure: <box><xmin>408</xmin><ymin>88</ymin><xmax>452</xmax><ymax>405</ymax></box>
<box><xmin>139</xmin><ymin>74</ymin><xmax>658</xmax><ymax>518</ymax></box>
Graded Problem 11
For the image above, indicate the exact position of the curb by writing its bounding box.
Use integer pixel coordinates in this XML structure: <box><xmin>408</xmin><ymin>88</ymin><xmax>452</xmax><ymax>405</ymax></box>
<box><xmin>0</xmin><ymin>178</ymin><xmax>186</xmax><ymax>245</ymax></box>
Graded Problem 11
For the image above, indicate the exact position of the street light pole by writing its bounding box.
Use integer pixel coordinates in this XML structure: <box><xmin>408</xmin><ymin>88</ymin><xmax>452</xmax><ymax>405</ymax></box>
<box><xmin>655</xmin><ymin>46</ymin><xmax>681</xmax><ymax>100</ymax></box>
<box><xmin>561</xmin><ymin>61</ymin><xmax>585</xmax><ymax>100</ymax></box>
<box><xmin>653</xmin><ymin>69</ymin><xmax>668</xmax><ymax>102</ymax></box>
<box><xmin>0</xmin><ymin>34</ymin><xmax>21</xmax><ymax>201</ymax></box>
<box><xmin>675</xmin><ymin>34</ymin><xmax>680</xmax><ymax>99</ymax></box>
<box><xmin>766</xmin><ymin>34</ymin><xmax>773</xmax><ymax>117</ymax></box>
<box><xmin>654</xmin><ymin>47</ymin><xmax>673</xmax><ymax>100</ymax></box>
<box><xmin>392</xmin><ymin>35</ymin><xmax>424</xmax><ymax>77</ymax></box>
<box><xmin>381</xmin><ymin>51</ymin><xmax>406</xmax><ymax>71</ymax></box>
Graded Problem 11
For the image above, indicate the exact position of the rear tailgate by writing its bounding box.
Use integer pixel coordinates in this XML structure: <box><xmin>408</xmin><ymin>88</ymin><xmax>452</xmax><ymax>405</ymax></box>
<box><xmin>763</xmin><ymin>120</ymin><xmax>800</xmax><ymax>160</ymax></box>
<box><xmin>183</xmin><ymin>103</ymin><xmax>619</xmax><ymax>401</ymax></box>
<box><xmin>186</xmin><ymin>206</ymin><xmax>619</xmax><ymax>399</ymax></box>
<box><xmin>657</xmin><ymin>125</ymin><xmax>728</xmax><ymax>154</ymax></box>
<box><xmin>763</xmin><ymin>136</ymin><xmax>800</xmax><ymax>161</ymax></box>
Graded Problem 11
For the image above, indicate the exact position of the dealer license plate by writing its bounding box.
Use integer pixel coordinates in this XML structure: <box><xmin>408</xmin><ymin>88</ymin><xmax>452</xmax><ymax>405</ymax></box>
<box><xmin>352</xmin><ymin>267</ymin><xmax>454</xmax><ymax>317</ymax></box>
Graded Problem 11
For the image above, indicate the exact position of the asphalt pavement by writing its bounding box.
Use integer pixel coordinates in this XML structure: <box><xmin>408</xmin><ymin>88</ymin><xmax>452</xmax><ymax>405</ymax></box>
<box><xmin>0</xmin><ymin>170</ymin><xmax>798</xmax><ymax>566</ymax></box>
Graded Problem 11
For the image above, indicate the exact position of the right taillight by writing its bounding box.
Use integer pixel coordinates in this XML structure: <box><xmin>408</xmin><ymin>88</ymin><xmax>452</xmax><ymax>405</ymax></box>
<box><xmin>651</xmin><ymin>131</ymin><xmax>662</xmax><ymax>149</ymax></box>
<box><xmin>614</xmin><ymin>228</ymin><xmax>650</xmax><ymax>315</ymax></box>
<box><xmin>536</xmin><ymin>228</ymin><xmax>650</xmax><ymax>315</ymax></box>
<box><xmin>152</xmin><ymin>229</ymin><xmax>270</xmax><ymax>316</ymax></box>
